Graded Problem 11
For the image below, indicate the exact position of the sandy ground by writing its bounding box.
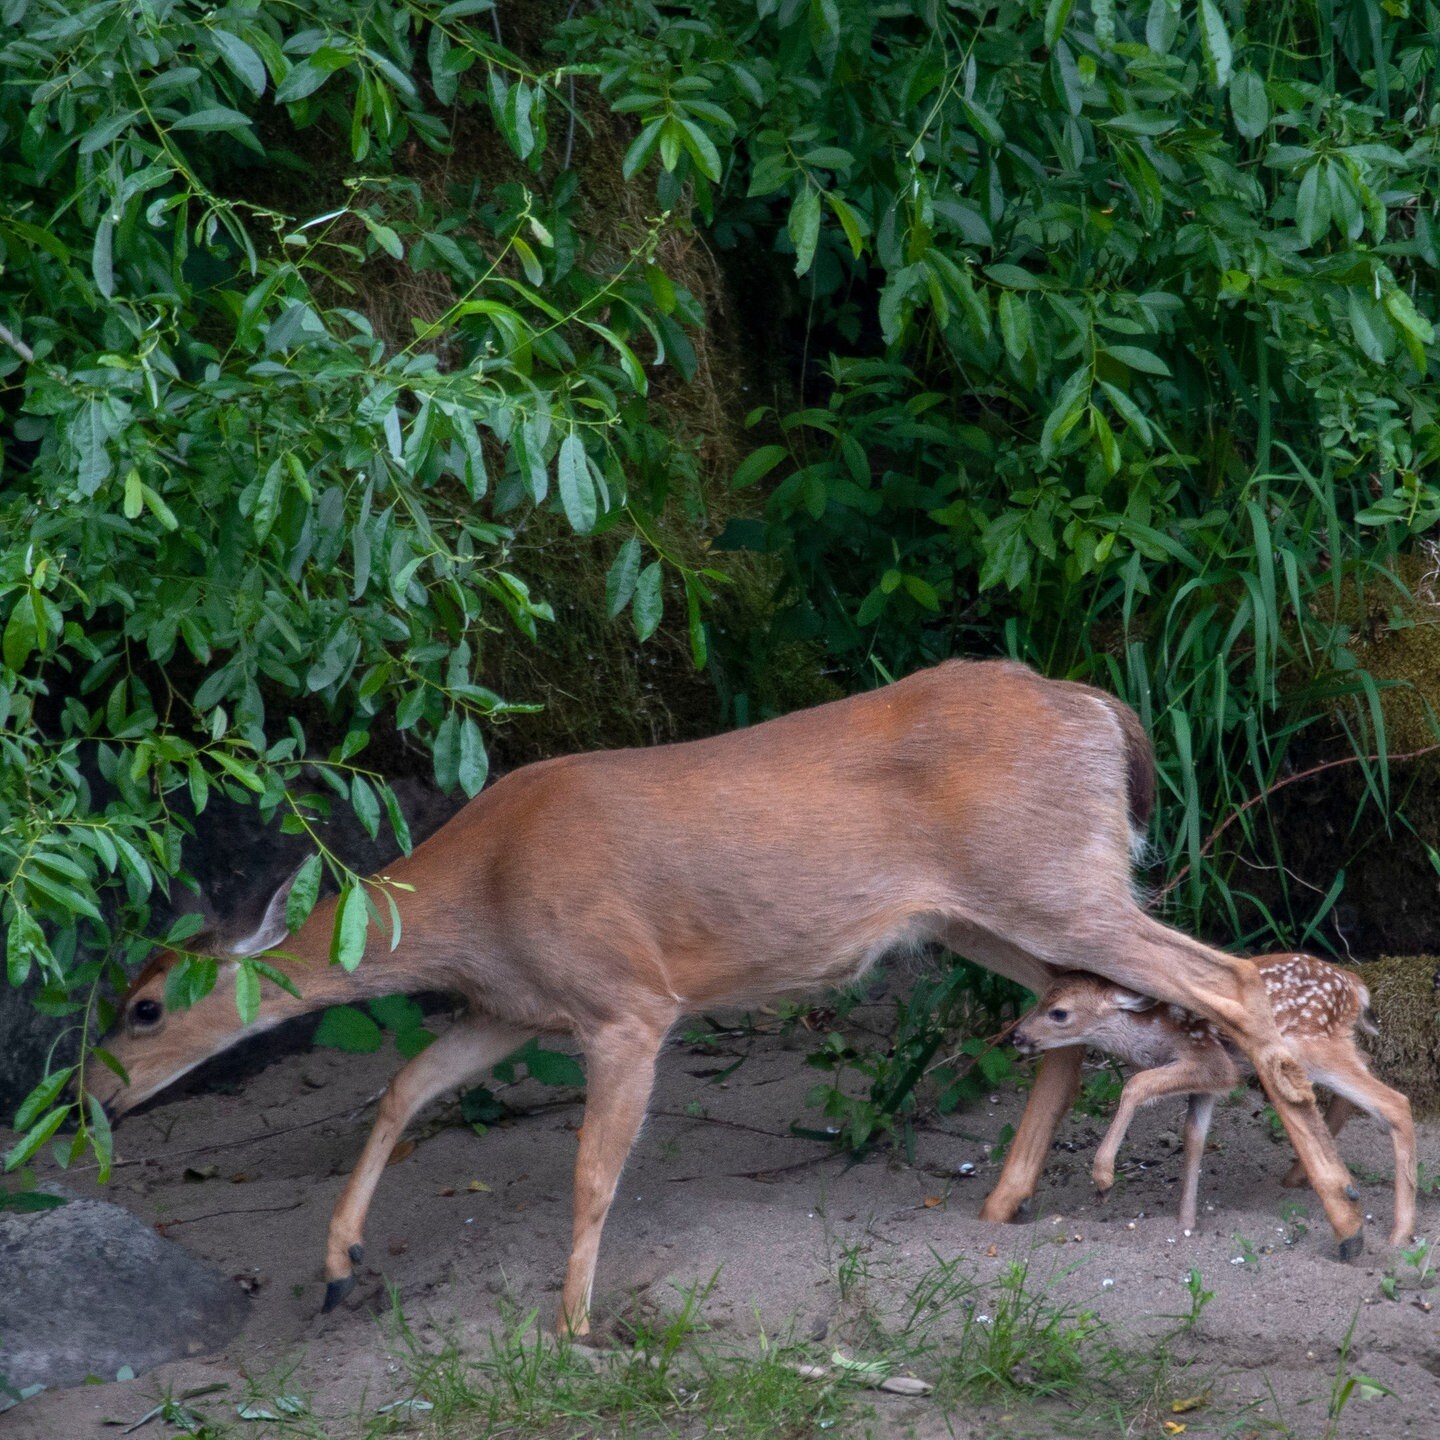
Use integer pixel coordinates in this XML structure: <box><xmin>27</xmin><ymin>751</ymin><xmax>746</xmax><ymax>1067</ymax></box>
<box><xmin>4</xmin><ymin>1007</ymin><xmax>1438</xmax><ymax>1439</ymax></box>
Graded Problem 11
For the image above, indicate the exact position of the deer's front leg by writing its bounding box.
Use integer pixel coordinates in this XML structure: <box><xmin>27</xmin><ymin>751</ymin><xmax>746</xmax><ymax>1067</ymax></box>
<box><xmin>559</xmin><ymin>1013</ymin><xmax>671</xmax><ymax>1337</ymax></box>
<box><xmin>322</xmin><ymin>1018</ymin><xmax>531</xmax><ymax>1312</ymax></box>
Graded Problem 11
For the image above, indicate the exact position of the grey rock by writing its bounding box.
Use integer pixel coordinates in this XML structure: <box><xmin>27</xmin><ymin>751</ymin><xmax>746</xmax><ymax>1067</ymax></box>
<box><xmin>0</xmin><ymin>1196</ymin><xmax>249</xmax><ymax>1393</ymax></box>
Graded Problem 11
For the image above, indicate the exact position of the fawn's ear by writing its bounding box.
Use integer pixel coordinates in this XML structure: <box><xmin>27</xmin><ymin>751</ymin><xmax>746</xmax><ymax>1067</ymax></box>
<box><xmin>216</xmin><ymin>858</ymin><xmax>312</xmax><ymax>958</ymax></box>
<box><xmin>1112</xmin><ymin>987</ymin><xmax>1159</xmax><ymax>1013</ymax></box>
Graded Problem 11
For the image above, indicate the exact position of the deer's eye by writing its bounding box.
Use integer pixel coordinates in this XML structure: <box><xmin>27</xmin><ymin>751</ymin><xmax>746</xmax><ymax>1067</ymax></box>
<box><xmin>132</xmin><ymin>998</ymin><xmax>163</xmax><ymax>1027</ymax></box>
<box><xmin>1047</xmin><ymin>1007</ymin><xmax>1070</xmax><ymax>1024</ymax></box>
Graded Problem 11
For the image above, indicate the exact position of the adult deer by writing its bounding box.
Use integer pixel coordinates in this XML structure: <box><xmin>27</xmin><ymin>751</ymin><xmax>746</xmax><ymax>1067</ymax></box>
<box><xmin>86</xmin><ymin>660</ymin><xmax>1364</xmax><ymax>1335</ymax></box>
<box><xmin>1012</xmin><ymin>956</ymin><xmax>1416</xmax><ymax>1242</ymax></box>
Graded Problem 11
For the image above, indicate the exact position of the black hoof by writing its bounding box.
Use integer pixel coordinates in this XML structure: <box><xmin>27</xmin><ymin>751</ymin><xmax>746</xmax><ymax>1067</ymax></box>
<box><xmin>1094</xmin><ymin>1185</ymin><xmax>1113</xmax><ymax>1205</ymax></box>
<box><xmin>1013</xmin><ymin>1197</ymin><xmax>1034</xmax><ymax>1224</ymax></box>
<box><xmin>348</xmin><ymin>1242</ymin><xmax>365</xmax><ymax>1264</ymax></box>
<box><xmin>1344</xmin><ymin>1184</ymin><xmax>1360</xmax><ymax>1202</ymax></box>
<box><xmin>322</xmin><ymin>1274</ymin><xmax>356</xmax><ymax>1313</ymax></box>
<box><xmin>1338</xmin><ymin>1229</ymin><xmax>1364</xmax><ymax>1263</ymax></box>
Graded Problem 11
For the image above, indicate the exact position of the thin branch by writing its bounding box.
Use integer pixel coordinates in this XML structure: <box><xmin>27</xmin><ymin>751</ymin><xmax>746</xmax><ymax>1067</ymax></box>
<box><xmin>0</xmin><ymin>321</ymin><xmax>35</xmax><ymax>363</ymax></box>
<box><xmin>1156</xmin><ymin>741</ymin><xmax>1440</xmax><ymax>901</ymax></box>
<box><xmin>160</xmin><ymin>1198</ymin><xmax>306</xmax><ymax>1228</ymax></box>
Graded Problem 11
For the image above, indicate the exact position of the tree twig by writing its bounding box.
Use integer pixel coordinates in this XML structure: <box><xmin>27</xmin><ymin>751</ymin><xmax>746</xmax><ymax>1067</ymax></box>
<box><xmin>0</xmin><ymin>321</ymin><xmax>34</xmax><ymax>363</ymax></box>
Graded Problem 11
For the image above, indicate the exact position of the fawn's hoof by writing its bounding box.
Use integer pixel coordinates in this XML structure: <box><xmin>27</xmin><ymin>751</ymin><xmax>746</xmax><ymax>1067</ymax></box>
<box><xmin>1337</xmin><ymin>1229</ymin><xmax>1365</xmax><ymax>1263</ymax></box>
<box><xmin>1093</xmin><ymin>1185</ymin><xmax>1113</xmax><ymax>1205</ymax></box>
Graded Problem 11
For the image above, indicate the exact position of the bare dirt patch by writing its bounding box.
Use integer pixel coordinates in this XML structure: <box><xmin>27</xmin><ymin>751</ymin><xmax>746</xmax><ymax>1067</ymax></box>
<box><xmin>5</xmin><ymin>1009</ymin><xmax>1437</xmax><ymax>1438</ymax></box>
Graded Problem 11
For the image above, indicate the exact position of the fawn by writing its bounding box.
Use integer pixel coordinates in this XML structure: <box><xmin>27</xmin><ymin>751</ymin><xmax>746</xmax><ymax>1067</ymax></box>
<box><xmin>1012</xmin><ymin>953</ymin><xmax>1416</xmax><ymax>1244</ymax></box>
<box><xmin>86</xmin><ymin>661</ymin><xmax>1365</xmax><ymax>1335</ymax></box>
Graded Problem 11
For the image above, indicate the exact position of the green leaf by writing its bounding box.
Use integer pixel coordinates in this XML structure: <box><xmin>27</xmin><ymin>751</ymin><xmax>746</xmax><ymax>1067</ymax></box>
<box><xmin>368</xmin><ymin>993</ymin><xmax>425</xmax><ymax>1032</ymax></box>
<box><xmin>557</xmin><ymin>432</ymin><xmax>596</xmax><ymax>533</ymax></box>
<box><xmin>733</xmin><ymin>445</ymin><xmax>788</xmax><ymax>488</ymax></box>
<box><xmin>92</xmin><ymin>218</ymin><xmax>115</xmax><ymax>299</ymax></box>
<box><xmin>235</xmin><ymin>960</ymin><xmax>261</xmax><ymax>1025</ymax></box>
<box><xmin>1198</xmin><ymin>0</ymin><xmax>1233</xmax><ymax>87</ymax></box>
<box><xmin>633</xmin><ymin>561</ymin><xmax>663</xmax><ymax>641</ymax></box>
<box><xmin>522</xmin><ymin>1042</ymin><xmax>585</xmax><ymax>1088</ymax></box>
<box><xmin>286</xmin><ymin>853</ymin><xmax>322</xmax><ymax>932</ymax></box>
<box><xmin>3</xmin><ymin>594</ymin><xmax>38</xmax><ymax>671</ymax></box>
<box><xmin>458</xmin><ymin>717</ymin><xmax>488</xmax><ymax>797</ymax></box>
<box><xmin>1040</xmin><ymin>369</ymin><xmax>1091</xmax><ymax>457</ymax></box>
<box><xmin>4</xmin><ymin>1106</ymin><xmax>70</xmax><ymax>1172</ymax></box>
<box><xmin>1101</xmin><ymin>345</ymin><xmax>1171</xmax><ymax>377</ymax></box>
<box><xmin>331</xmin><ymin>884</ymin><xmax>369</xmax><ymax>971</ymax></box>
<box><xmin>1102</xmin><ymin>111</ymin><xmax>1177</xmax><ymax>136</ymax></box>
<box><xmin>1229</xmin><ymin>69</ymin><xmax>1270</xmax><ymax>140</ymax></box>
<box><xmin>14</xmin><ymin>1068</ymin><xmax>75</xmax><ymax>1132</ymax></box>
<box><xmin>1296</xmin><ymin>163</ymin><xmax>1330</xmax><ymax>247</ymax></box>
<box><xmin>788</xmin><ymin>190</ymin><xmax>822</xmax><ymax>277</ymax></box>
<box><xmin>351</xmin><ymin>775</ymin><xmax>381</xmax><ymax>838</ymax></box>
<box><xmin>314</xmin><ymin>1005</ymin><xmax>383</xmax><ymax>1053</ymax></box>
<box><xmin>998</xmin><ymin>291</ymin><xmax>1031</xmax><ymax>363</ymax></box>
<box><xmin>1044</xmin><ymin>0</ymin><xmax>1076</xmax><ymax>46</ymax></box>
<box><xmin>276</xmin><ymin>55</ymin><xmax>349</xmax><ymax>103</ymax></box>
<box><xmin>172</xmin><ymin>106</ymin><xmax>255</xmax><ymax>132</ymax></box>
<box><xmin>606</xmin><ymin>537</ymin><xmax>642</xmax><ymax>618</ymax></box>
<box><xmin>211</xmin><ymin>31</ymin><xmax>267</xmax><ymax>97</ymax></box>
<box><xmin>1383</xmin><ymin>287</ymin><xmax>1435</xmax><ymax>345</ymax></box>
<box><xmin>827</xmin><ymin>193</ymin><xmax>866</xmax><ymax>259</ymax></box>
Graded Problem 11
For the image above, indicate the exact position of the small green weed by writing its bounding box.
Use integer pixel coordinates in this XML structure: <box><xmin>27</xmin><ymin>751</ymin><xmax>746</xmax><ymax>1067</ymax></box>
<box><xmin>1380</xmin><ymin>1236</ymin><xmax>1434</xmax><ymax>1301</ymax></box>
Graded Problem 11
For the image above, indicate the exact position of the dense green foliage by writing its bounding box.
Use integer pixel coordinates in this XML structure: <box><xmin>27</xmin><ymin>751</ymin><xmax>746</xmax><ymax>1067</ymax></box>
<box><xmin>2</xmin><ymin>0</ymin><xmax>1438</xmax><ymax>1169</ymax></box>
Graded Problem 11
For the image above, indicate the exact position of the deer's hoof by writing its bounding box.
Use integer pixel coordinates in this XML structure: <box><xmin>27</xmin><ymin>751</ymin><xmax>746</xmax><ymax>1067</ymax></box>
<box><xmin>322</xmin><ymin>1274</ymin><xmax>356</xmax><ymax>1313</ymax></box>
<box><xmin>1337</xmin><ymin>1229</ymin><xmax>1365</xmax><ymax>1264</ymax></box>
<box><xmin>1093</xmin><ymin>1185</ymin><xmax>1113</xmax><ymax>1206</ymax></box>
<box><xmin>348</xmin><ymin>1242</ymin><xmax>365</xmax><ymax>1264</ymax></box>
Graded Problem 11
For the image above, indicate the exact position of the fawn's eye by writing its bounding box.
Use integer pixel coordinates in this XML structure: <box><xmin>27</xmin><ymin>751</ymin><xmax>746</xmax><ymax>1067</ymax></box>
<box><xmin>132</xmin><ymin>998</ymin><xmax>163</xmax><ymax>1027</ymax></box>
<box><xmin>1047</xmin><ymin>1007</ymin><xmax>1070</xmax><ymax>1024</ymax></box>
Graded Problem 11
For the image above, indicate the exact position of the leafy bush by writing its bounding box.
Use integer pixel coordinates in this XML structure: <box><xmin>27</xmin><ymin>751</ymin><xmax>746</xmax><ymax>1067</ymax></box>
<box><xmin>0</xmin><ymin>0</ymin><xmax>717</xmax><ymax>1172</ymax></box>
<box><xmin>4</xmin><ymin>0</ymin><xmax>1439</xmax><ymax>1173</ymax></box>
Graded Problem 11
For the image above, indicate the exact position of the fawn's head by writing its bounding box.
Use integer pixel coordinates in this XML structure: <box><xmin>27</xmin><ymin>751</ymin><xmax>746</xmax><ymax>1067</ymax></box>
<box><xmin>1011</xmin><ymin>971</ymin><xmax>1159</xmax><ymax>1055</ymax></box>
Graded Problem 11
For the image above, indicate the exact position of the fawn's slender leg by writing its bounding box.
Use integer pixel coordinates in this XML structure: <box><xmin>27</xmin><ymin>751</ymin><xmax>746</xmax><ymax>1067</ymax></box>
<box><xmin>559</xmin><ymin>1013</ymin><xmax>672</xmax><ymax>1336</ymax></box>
<box><xmin>1282</xmin><ymin>1096</ymin><xmax>1356</xmax><ymax>1188</ymax></box>
<box><xmin>1177</xmin><ymin>1092</ymin><xmax>1217</xmax><ymax>1233</ymax></box>
<box><xmin>979</xmin><ymin>1046</ymin><xmax>1083</xmax><ymax>1223</ymax></box>
<box><xmin>1063</xmin><ymin>915</ymin><xmax>1364</xmax><ymax>1254</ymax></box>
<box><xmin>1311</xmin><ymin>1062</ymin><xmax>1417</xmax><ymax>1246</ymax></box>
<box><xmin>1090</xmin><ymin>1058</ymin><xmax>1229</xmax><ymax>1199</ymax></box>
<box><xmin>322</xmin><ymin>1018</ymin><xmax>531</xmax><ymax>1311</ymax></box>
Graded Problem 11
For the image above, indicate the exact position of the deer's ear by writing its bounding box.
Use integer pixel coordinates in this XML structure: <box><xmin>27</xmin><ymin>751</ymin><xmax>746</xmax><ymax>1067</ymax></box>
<box><xmin>1112</xmin><ymin>987</ymin><xmax>1158</xmax><ymax>1013</ymax></box>
<box><xmin>218</xmin><ymin>859</ymin><xmax>311</xmax><ymax>958</ymax></box>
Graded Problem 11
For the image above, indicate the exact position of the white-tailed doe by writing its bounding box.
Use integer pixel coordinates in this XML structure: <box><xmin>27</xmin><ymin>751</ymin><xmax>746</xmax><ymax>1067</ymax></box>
<box><xmin>86</xmin><ymin>661</ymin><xmax>1367</xmax><ymax>1336</ymax></box>
<box><xmin>1012</xmin><ymin>953</ymin><xmax>1415</xmax><ymax>1243</ymax></box>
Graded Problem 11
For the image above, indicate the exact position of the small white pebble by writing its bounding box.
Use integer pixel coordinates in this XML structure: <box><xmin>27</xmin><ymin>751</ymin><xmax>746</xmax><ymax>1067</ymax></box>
<box><xmin>975</xmin><ymin>1314</ymin><xmax>991</xmax><ymax>1325</ymax></box>
<box><xmin>957</xmin><ymin>1162</ymin><xmax>976</xmax><ymax>1176</ymax></box>
<box><xmin>1101</xmin><ymin>1277</ymin><xmax>1115</xmax><ymax>1289</ymax></box>
<box><xmin>1230</xmin><ymin>1256</ymin><xmax>1246</xmax><ymax>1265</ymax></box>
